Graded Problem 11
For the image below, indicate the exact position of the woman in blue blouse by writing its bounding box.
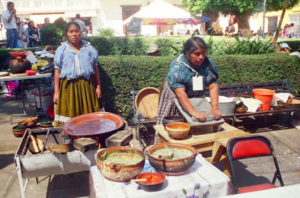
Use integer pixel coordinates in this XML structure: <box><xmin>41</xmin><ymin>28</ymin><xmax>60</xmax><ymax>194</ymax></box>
<box><xmin>53</xmin><ymin>21</ymin><xmax>101</xmax><ymax>123</ymax></box>
<box><xmin>157</xmin><ymin>37</ymin><xmax>221</xmax><ymax>123</ymax></box>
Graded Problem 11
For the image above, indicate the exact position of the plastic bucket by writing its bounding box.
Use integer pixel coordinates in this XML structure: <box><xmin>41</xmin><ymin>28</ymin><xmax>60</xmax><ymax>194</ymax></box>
<box><xmin>253</xmin><ymin>89</ymin><xmax>275</xmax><ymax>111</ymax></box>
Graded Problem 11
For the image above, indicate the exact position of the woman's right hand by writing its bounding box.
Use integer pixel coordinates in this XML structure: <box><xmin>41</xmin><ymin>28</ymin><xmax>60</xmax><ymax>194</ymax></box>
<box><xmin>191</xmin><ymin>110</ymin><xmax>206</xmax><ymax>122</ymax></box>
<box><xmin>53</xmin><ymin>91</ymin><xmax>59</xmax><ymax>104</ymax></box>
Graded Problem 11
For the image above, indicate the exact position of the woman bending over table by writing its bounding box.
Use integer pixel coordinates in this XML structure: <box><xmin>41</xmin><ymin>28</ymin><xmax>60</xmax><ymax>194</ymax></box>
<box><xmin>53</xmin><ymin>21</ymin><xmax>101</xmax><ymax>124</ymax></box>
<box><xmin>157</xmin><ymin>37</ymin><xmax>221</xmax><ymax>123</ymax></box>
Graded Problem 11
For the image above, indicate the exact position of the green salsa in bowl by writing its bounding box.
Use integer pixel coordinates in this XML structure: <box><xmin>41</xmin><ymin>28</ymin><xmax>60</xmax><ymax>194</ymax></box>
<box><xmin>97</xmin><ymin>147</ymin><xmax>145</xmax><ymax>181</ymax></box>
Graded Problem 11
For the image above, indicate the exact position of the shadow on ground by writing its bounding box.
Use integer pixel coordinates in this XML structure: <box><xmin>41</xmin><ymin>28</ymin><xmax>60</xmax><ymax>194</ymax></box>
<box><xmin>0</xmin><ymin>154</ymin><xmax>14</xmax><ymax>169</ymax></box>
<box><xmin>233</xmin><ymin>161</ymin><xmax>273</xmax><ymax>187</ymax></box>
<box><xmin>46</xmin><ymin>171</ymin><xmax>89</xmax><ymax>198</ymax></box>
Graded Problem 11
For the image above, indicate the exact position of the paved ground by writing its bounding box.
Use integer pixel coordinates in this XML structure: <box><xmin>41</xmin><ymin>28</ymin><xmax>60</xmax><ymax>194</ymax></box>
<box><xmin>0</xmin><ymin>95</ymin><xmax>300</xmax><ymax>198</ymax></box>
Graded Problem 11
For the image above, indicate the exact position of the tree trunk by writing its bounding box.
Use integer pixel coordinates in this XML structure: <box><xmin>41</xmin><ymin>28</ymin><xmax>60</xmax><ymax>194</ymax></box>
<box><xmin>274</xmin><ymin>0</ymin><xmax>290</xmax><ymax>47</ymax></box>
<box><xmin>236</xmin><ymin>14</ymin><xmax>250</xmax><ymax>30</ymax></box>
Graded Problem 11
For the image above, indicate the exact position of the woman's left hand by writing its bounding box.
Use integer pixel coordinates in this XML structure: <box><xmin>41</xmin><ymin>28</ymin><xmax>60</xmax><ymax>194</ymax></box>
<box><xmin>96</xmin><ymin>86</ymin><xmax>101</xmax><ymax>99</ymax></box>
<box><xmin>210</xmin><ymin>109</ymin><xmax>222</xmax><ymax>120</ymax></box>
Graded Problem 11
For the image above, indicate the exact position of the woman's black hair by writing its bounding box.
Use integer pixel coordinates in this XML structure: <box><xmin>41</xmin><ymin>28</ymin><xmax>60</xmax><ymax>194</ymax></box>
<box><xmin>182</xmin><ymin>37</ymin><xmax>207</xmax><ymax>55</ymax></box>
<box><xmin>64</xmin><ymin>21</ymin><xmax>81</xmax><ymax>38</ymax></box>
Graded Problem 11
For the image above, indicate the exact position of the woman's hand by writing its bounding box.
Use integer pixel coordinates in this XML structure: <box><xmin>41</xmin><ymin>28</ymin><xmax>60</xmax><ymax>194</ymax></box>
<box><xmin>96</xmin><ymin>86</ymin><xmax>101</xmax><ymax>99</ymax></box>
<box><xmin>210</xmin><ymin>108</ymin><xmax>222</xmax><ymax>120</ymax></box>
<box><xmin>191</xmin><ymin>110</ymin><xmax>206</xmax><ymax>122</ymax></box>
<box><xmin>53</xmin><ymin>91</ymin><xmax>59</xmax><ymax>104</ymax></box>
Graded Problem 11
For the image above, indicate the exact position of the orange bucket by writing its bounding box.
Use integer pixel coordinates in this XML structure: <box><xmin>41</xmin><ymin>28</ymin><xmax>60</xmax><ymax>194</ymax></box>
<box><xmin>253</xmin><ymin>89</ymin><xmax>275</xmax><ymax>111</ymax></box>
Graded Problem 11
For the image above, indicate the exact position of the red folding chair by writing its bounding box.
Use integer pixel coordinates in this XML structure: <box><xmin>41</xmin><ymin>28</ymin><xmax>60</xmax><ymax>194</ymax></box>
<box><xmin>227</xmin><ymin>135</ymin><xmax>284</xmax><ymax>194</ymax></box>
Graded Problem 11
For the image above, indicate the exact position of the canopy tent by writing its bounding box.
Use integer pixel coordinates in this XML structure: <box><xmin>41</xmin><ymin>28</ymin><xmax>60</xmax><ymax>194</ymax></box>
<box><xmin>123</xmin><ymin>0</ymin><xmax>193</xmax><ymax>25</ymax></box>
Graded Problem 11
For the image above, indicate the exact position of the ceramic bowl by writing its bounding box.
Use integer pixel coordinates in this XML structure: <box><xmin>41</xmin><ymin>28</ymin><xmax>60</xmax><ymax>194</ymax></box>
<box><xmin>235</xmin><ymin>107</ymin><xmax>247</xmax><ymax>113</ymax></box>
<box><xmin>270</xmin><ymin>104</ymin><xmax>283</xmax><ymax>110</ymax></box>
<box><xmin>145</xmin><ymin>143</ymin><xmax>197</xmax><ymax>175</ymax></box>
<box><xmin>97</xmin><ymin>147</ymin><xmax>145</xmax><ymax>182</ymax></box>
<box><xmin>165</xmin><ymin>122</ymin><xmax>190</xmax><ymax>139</ymax></box>
<box><xmin>12</xmin><ymin>126</ymin><xmax>26</xmax><ymax>137</ymax></box>
<box><xmin>136</xmin><ymin>172</ymin><xmax>165</xmax><ymax>191</ymax></box>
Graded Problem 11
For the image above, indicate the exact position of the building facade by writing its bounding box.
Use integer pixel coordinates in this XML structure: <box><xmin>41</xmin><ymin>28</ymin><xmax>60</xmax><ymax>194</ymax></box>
<box><xmin>0</xmin><ymin>0</ymin><xmax>183</xmax><ymax>37</ymax></box>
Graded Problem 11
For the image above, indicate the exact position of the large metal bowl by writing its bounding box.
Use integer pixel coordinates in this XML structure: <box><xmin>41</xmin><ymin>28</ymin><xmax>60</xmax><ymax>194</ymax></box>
<box><xmin>97</xmin><ymin>147</ymin><xmax>145</xmax><ymax>182</ymax></box>
<box><xmin>145</xmin><ymin>143</ymin><xmax>197</xmax><ymax>175</ymax></box>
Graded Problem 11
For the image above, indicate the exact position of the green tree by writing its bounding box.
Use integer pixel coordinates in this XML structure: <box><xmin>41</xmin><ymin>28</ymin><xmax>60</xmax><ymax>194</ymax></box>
<box><xmin>183</xmin><ymin>0</ymin><xmax>300</xmax><ymax>29</ymax></box>
<box><xmin>40</xmin><ymin>17</ymin><xmax>66</xmax><ymax>46</ymax></box>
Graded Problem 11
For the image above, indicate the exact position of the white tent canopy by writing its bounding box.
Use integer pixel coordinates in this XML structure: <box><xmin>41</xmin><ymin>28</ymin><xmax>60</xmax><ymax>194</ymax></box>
<box><xmin>123</xmin><ymin>0</ymin><xmax>193</xmax><ymax>25</ymax></box>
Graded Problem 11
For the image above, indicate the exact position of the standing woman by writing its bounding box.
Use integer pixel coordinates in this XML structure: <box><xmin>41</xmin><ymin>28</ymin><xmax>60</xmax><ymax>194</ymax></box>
<box><xmin>26</xmin><ymin>20</ymin><xmax>40</xmax><ymax>47</ymax></box>
<box><xmin>53</xmin><ymin>21</ymin><xmax>101</xmax><ymax>124</ymax></box>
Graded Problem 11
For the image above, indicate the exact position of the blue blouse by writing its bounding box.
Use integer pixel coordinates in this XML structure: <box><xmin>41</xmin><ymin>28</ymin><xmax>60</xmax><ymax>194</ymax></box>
<box><xmin>167</xmin><ymin>54</ymin><xmax>218</xmax><ymax>98</ymax></box>
<box><xmin>54</xmin><ymin>40</ymin><xmax>98</xmax><ymax>80</ymax></box>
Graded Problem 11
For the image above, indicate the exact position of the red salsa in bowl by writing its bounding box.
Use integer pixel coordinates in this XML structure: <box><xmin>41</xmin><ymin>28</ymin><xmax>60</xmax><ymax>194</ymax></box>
<box><xmin>136</xmin><ymin>172</ymin><xmax>165</xmax><ymax>191</ymax></box>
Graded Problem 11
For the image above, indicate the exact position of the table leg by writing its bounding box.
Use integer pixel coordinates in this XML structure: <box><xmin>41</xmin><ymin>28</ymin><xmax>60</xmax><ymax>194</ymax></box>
<box><xmin>211</xmin><ymin>141</ymin><xmax>232</xmax><ymax>177</ymax></box>
<box><xmin>223</xmin><ymin>155</ymin><xmax>231</xmax><ymax>177</ymax></box>
<box><xmin>211</xmin><ymin>141</ymin><xmax>226</xmax><ymax>163</ymax></box>
<box><xmin>37</xmin><ymin>81</ymin><xmax>43</xmax><ymax>112</ymax></box>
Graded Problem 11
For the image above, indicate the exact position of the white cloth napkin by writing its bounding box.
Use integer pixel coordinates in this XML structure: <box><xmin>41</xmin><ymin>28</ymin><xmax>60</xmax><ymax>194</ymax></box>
<box><xmin>272</xmin><ymin>93</ymin><xmax>293</xmax><ymax>104</ymax></box>
<box><xmin>240</xmin><ymin>97</ymin><xmax>262</xmax><ymax>113</ymax></box>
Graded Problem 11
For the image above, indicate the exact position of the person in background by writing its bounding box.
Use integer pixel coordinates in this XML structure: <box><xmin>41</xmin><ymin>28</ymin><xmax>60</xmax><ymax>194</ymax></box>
<box><xmin>2</xmin><ymin>1</ymin><xmax>18</xmax><ymax>48</ymax></box>
<box><xmin>192</xmin><ymin>29</ymin><xmax>200</xmax><ymax>36</ymax></box>
<box><xmin>16</xmin><ymin>17</ymin><xmax>24</xmax><ymax>48</ymax></box>
<box><xmin>257</xmin><ymin>26</ymin><xmax>263</xmax><ymax>37</ymax></box>
<box><xmin>41</xmin><ymin>17</ymin><xmax>50</xmax><ymax>29</ymax></box>
<box><xmin>44</xmin><ymin>17</ymin><xmax>50</xmax><ymax>24</ymax></box>
<box><xmin>227</xmin><ymin>15</ymin><xmax>238</xmax><ymax>35</ymax></box>
<box><xmin>53</xmin><ymin>22</ymin><xmax>101</xmax><ymax>124</ymax></box>
<box><xmin>278</xmin><ymin>43</ymin><xmax>291</xmax><ymax>53</ymax></box>
<box><xmin>73</xmin><ymin>14</ymin><xmax>86</xmax><ymax>36</ymax></box>
<box><xmin>284</xmin><ymin>24</ymin><xmax>290</xmax><ymax>38</ymax></box>
<box><xmin>26</xmin><ymin>20</ymin><xmax>40</xmax><ymax>47</ymax></box>
<box><xmin>157</xmin><ymin>37</ymin><xmax>221</xmax><ymax>123</ymax></box>
<box><xmin>147</xmin><ymin>42</ymin><xmax>160</xmax><ymax>56</ymax></box>
<box><xmin>21</xmin><ymin>19</ymin><xmax>28</xmax><ymax>48</ymax></box>
<box><xmin>289</xmin><ymin>23</ymin><xmax>295</xmax><ymax>38</ymax></box>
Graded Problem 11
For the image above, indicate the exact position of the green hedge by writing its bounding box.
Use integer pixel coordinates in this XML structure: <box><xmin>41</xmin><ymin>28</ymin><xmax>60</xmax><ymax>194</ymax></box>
<box><xmin>98</xmin><ymin>54</ymin><xmax>300</xmax><ymax>119</ymax></box>
<box><xmin>85</xmin><ymin>36</ymin><xmax>188</xmax><ymax>56</ymax></box>
<box><xmin>86</xmin><ymin>36</ymin><xmax>300</xmax><ymax>56</ymax></box>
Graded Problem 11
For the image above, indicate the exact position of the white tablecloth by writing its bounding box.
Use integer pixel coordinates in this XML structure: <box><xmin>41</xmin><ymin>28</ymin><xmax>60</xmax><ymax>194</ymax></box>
<box><xmin>89</xmin><ymin>155</ymin><xmax>230</xmax><ymax>198</ymax></box>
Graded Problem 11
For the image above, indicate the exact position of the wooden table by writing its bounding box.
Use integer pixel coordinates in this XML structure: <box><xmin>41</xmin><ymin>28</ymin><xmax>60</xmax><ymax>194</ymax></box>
<box><xmin>154</xmin><ymin>122</ymin><xmax>249</xmax><ymax>176</ymax></box>
<box><xmin>0</xmin><ymin>73</ymin><xmax>52</xmax><ymax>123</ymax></box>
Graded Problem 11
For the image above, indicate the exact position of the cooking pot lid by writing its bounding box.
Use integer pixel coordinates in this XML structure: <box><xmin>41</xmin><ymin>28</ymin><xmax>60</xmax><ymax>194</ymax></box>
<box><xmin>63</xmin><ymin>112</ymin><xmax>124</xmax><ymax>137</ymax></box>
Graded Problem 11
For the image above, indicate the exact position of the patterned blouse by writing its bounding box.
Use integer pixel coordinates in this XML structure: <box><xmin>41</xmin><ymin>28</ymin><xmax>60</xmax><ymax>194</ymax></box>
<box><xmin>167</xmin><ymin>54</ymin><xmax>218</xmax><ymax>98</ymax></box>
<box><xmin>54</xmin><ymin>40</ymin><xmax>98</xmax><ymax>80</ymax></box>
